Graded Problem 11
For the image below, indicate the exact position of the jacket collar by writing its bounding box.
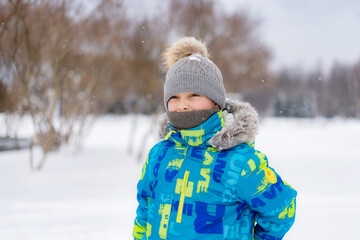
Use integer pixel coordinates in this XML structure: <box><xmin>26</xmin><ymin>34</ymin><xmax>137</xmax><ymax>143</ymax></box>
<box><xmin>159</xmin><ymin>98</ymin><xmax>259</xmax><ymax>151</ymax></box>
<box><xmin>163</xmin><ymin>111</ymin><xmax>223</xmax><ymax>147</ymax></box>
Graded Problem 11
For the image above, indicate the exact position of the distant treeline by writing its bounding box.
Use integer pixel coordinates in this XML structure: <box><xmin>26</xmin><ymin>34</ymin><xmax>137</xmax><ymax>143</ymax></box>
<box><xmin>245</xmin><ymin>61</ymin><xmax>360</xmax><ymax>119</ymax></box>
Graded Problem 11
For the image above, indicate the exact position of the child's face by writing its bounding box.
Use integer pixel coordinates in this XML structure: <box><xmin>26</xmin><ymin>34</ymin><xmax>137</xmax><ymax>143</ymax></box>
<box><xmin>167</xmin><ymin>92</ymin><xmax>219</xmax><ymax>112</ymax></box>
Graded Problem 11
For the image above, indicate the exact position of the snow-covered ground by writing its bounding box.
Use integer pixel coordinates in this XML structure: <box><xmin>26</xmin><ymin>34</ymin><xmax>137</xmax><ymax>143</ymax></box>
<box><xmin>1</xmin><ymin>115</ymin><xmax>359</xmax><ymax>239</ymax></box>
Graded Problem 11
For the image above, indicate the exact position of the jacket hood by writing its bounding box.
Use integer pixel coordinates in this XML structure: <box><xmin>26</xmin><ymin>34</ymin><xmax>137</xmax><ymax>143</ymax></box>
<box><xmin>158</xmin><ymin>98</ymin><xmax>259</xmax><ymax>151</ymax></box>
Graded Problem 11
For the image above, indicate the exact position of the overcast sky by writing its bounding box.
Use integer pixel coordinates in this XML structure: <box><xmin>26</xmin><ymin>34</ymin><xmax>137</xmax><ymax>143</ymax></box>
<box><xmin>223</xmin><ymin>0</ymin><xmax>360</xmax><ymax>71</ymax></box>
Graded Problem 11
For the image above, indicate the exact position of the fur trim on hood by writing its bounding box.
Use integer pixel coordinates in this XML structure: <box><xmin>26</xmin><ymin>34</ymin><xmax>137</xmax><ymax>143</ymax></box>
<box><xmin>158</xmin><ymin>98</ymin><xmax>259</xmax><ymax>151</ymax></box>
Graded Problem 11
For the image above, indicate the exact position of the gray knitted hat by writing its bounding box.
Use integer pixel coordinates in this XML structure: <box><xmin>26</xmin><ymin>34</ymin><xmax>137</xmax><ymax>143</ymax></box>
<box><xmin>163</xmin><ymin>37</ymin><xmax>226</xmax><ymax>110</ymax></box>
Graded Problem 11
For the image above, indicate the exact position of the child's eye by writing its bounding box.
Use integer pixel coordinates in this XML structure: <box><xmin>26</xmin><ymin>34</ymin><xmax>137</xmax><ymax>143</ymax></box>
<box><xmin>190</xmin><ymin>93</ymin><xmax>200</xmax><ymax>97</ymax></box>
<box><xmin>169</xmin><ymin>96</ymin><xmax>178</xmax><ymax>100</ymax></box>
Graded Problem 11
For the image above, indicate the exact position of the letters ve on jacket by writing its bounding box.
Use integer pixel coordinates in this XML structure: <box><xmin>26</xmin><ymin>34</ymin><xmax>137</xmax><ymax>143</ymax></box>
<box><xmin>133</xmin><ymin>99</ymin><xmax>297</xmax><ymax>240</ymax></box>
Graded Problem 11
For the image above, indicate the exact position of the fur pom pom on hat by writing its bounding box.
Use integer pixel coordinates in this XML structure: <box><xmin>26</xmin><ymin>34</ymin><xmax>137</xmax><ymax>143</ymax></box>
<box><xmin>163</xmin><ymin>37</ymin><xmax>209</xmax><ymax>70</ymax></box>
<box><xmin>163</xmin><ymin>37</ymin><xmax>226</xmax><ymax>110</ymax></box>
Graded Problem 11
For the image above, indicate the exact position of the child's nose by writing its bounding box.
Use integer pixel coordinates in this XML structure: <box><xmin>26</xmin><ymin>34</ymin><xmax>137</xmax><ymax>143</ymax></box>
<box><xmin>177</xmin><ymin>101</ymin><xmax>190</xmax><ymax>112</ymax></box>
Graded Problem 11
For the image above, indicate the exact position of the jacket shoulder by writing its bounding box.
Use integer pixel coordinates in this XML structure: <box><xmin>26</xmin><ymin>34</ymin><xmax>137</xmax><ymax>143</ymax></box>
<box><xmin>147</xmin><ymin>140</ymin><xmax>173</xmax><ymax>162</ymax></box>
<box><xmin>229</xmin><ymin>143</ymin><xmax>268</xmax><ymax>177</ymax></box>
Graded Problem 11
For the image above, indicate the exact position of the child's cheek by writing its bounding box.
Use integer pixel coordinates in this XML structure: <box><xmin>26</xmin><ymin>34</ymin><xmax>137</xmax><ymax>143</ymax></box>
<box><xmin>167</xmin><ymin>101</ymin><xmax>176</xmax><ymax>112</ymax></box>
<box><xmin>193</xmin><ymin>101</ymin><xmax>214</xmax><ymax>110</ymax></box>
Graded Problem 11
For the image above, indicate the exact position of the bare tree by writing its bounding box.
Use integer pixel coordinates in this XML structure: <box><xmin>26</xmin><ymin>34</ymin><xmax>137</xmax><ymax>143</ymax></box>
<box><xmin>0</xmin><ymin>0</ymin><xmax>131</xmax><ymax>170</ymax></box>
<box><xmin>324</xmin><ymin>62</ymin><xmax>358</xmax><ymax>118</ymax></box>
<box><xmin>350</xmin><ymin>59</ymin><xmax>360</xmax><ymax>118</ymax></box>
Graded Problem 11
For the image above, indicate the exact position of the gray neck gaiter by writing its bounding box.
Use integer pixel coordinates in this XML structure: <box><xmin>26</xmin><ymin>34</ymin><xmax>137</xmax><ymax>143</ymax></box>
<box><xmin>167</xmin><ymin>109</ymin><xmax>220</xmax><ymax>130</ymax></box>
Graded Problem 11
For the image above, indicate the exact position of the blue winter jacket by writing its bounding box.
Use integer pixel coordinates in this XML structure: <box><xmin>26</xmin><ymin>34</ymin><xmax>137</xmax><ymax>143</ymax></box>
<box><xmin>133</xmin><ymin>100</ymin><xmax>297</xmax><ymax>240</ymax></box>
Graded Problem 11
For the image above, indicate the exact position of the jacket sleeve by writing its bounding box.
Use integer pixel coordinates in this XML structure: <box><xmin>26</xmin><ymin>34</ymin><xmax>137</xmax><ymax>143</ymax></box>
<box><xmin>133</xmin><ymin>151</ymin><xmax>153</xmax><ymax>240</ymax></box>
<box><xmin>236</xmin><ymin>150</ymin><xmax>297</xmax><ymax>240</ymax></box>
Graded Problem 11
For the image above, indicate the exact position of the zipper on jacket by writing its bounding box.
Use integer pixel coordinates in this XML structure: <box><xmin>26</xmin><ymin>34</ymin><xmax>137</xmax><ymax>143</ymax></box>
<box><xmin>176</xmin><ymin>170</ymin><xmax>190</xmax><ymax>223</ymax></box>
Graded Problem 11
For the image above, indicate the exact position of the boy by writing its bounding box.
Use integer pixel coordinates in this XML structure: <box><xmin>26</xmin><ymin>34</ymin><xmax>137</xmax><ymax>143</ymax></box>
<box><xmin>133</xmin><ymin>37</ymin><xmax>297</xmax><ymax>240</ymax></box>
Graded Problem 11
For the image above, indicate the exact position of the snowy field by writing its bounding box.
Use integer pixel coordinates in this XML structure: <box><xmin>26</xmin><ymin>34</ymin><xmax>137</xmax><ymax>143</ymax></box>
<box><xmin>1</xmin><ymin>114</ymin><xmax>360</xmax><ymax>240</ymax></box>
